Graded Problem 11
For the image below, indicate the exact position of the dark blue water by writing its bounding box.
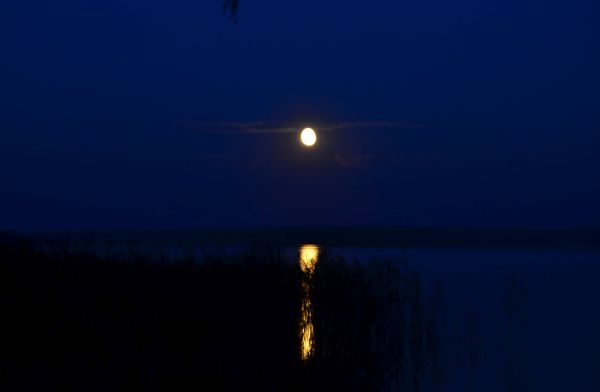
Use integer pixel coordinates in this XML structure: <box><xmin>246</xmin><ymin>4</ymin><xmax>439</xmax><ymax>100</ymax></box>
<box><xmin>324</xmin><ymin>248</ymin><xmax>600</xmax><ymax>391</ymax></box>
<box><xmin>73</xmin><ymin>238</ymin><xmax>600</xmax><ymax>390</ymax></box>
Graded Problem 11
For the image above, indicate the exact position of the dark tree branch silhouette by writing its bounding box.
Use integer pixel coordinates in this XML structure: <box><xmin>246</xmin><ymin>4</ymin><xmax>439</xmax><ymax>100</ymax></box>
<box><xmin>222</xmin><ymin>0</ymin><xmax>239</xmax><ymax>22</ymax></box>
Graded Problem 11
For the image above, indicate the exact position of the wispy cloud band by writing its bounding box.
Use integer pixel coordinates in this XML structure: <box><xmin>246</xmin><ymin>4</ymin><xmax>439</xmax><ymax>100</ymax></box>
<box><xmin>178</xmin><ymin>120</ymin><xmax>427</xmax><ymax>134</ymax></box>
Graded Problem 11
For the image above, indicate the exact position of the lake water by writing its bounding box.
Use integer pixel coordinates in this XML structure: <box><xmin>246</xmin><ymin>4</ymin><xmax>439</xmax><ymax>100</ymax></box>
<box><xmin>52</xmin><ymin>236</ymin><xmax>600</xmax><ymax>390</ymax></box>
<box><xmin>298</xmin><ymin>245</ymin><xmax>600</xmax><ymax>391</ymax></box>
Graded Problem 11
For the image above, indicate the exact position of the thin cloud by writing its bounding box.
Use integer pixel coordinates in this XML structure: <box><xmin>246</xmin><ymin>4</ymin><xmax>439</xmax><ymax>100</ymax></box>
<box><xmin>333</xmin><ymin>153</ymin><xmax>372</xmax><ymax>168</ymax></box>
<box><xmin>178</xmin><ymin>120</ymin><xmax>427</xmax><ymax>134</ymax></box>
<box><xmin>178</xmin><ymin>121</ymin><xmax>295</xmax><ymax>134</ymax></box>
<box><xmin>320</xmin><ymin>121</ymin><xmax>428</xmax><ymax>131</ymax></box>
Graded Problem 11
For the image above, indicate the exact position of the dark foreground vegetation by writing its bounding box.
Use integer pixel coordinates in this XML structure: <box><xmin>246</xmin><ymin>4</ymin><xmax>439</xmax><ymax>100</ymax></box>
<box><xmin>0</xmin><ymin>236</ymin><xmax>442</xmax><ymax>391</ymax></box>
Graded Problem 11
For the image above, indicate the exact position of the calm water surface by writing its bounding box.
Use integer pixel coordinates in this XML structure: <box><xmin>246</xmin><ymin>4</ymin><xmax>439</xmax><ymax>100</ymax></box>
<box><xmin>80</xmin><ymin>239</ymin><xmax>600</xmax><ymax>390</ymax></box>
<box><xmin>297</xmin><ymin>245</ymin><xmax>600</xmax><ymax>391</ymax></box>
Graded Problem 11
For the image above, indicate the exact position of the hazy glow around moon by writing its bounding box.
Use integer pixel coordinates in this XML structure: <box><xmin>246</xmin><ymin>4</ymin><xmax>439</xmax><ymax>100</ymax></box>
<box><xmin>300</xmin><ymin>128</ymin><xmax>317</xmax><ymax>147</ymax></box>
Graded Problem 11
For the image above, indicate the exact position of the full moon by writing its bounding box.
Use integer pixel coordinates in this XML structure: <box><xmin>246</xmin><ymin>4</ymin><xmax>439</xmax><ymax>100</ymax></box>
<box><xmin>300</xmin><ymin>128</ymin><xmax>317</xmax><ymax>147</ymax></box>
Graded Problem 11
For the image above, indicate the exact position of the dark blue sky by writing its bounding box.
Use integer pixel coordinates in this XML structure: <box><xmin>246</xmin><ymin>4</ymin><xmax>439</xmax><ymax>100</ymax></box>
<box><xmin>1</xmin><ymin>0</ymin><xmax>598</xmax><ymax>229</ymax></box>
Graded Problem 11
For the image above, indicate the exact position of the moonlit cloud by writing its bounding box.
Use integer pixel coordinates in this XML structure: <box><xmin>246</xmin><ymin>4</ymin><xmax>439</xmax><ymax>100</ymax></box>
<box><xmin>178</xmin><ymin>121</ymin><xmax>427</xmax><ymax>134</ymax></box>
<box><xmin>333</xmin><ymin>153</ymin><xmax>372</xmax><ymax>168</ymax></box>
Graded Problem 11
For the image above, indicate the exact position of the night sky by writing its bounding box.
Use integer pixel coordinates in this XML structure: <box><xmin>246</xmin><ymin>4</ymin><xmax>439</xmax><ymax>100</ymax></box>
<box><xmin>1</xmin><ymin>0</ymin><xmax>598</xmax><ymax>230</ymax></box>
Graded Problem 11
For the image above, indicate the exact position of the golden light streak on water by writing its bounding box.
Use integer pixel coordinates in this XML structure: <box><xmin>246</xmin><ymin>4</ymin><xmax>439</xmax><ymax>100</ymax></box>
<box><xmin>299</xmin><ymin>244</ymin><xmax>319</xmax><ymax>361</ymax></box>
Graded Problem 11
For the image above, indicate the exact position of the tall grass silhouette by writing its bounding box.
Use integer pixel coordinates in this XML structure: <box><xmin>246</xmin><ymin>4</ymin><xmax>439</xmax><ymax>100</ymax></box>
<box><xmin>306</xmin><ymin>252</ymin><xmax>443</xmax><ymax>391</ymax></box>
<box><xmin>0</xmin><ymin>236</ymin><xmax>442</xmax><ymax>391</ymax></box>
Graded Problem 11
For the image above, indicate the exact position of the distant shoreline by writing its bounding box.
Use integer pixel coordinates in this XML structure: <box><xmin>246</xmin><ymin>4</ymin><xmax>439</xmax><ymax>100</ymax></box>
<box><xmin>3</xmin><ymin>227</ymin><xmax>600</xmax><ymax>250</ymax></box>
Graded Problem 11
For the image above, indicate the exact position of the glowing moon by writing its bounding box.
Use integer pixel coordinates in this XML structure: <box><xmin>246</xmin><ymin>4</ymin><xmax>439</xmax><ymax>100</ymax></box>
<box><xmin>300</xmin><ymin>128</ymin><xmax>317</xmax><ymax>147</ymax></box>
